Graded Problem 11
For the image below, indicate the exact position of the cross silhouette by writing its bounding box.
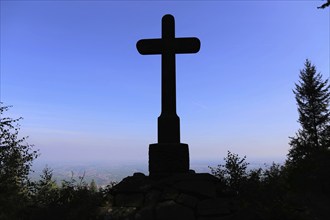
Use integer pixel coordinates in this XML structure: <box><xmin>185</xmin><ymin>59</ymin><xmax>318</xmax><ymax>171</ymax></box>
<box><xmin>137</xmin><ymin>14</ymin><xmax>200</xmax><ymax>144</ymax></box>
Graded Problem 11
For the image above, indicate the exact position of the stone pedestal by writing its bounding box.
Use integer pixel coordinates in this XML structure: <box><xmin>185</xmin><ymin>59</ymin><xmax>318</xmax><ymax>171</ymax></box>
<box><xmin>106</xmin><ymin>172</ymin><xmax>242</xmax><ymax>220</ymax></box>
<box><xmin>149</xmin><ymin>143</ymin><xmax>189</xmax><ymax>176</ymax></box>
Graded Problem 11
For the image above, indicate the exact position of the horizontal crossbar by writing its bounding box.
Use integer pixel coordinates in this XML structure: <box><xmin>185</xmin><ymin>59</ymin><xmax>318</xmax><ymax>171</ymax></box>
<box><xmin>137</xmin><ymin>37</ymin><xmax>200</xmax><ymax>55</ymax></box>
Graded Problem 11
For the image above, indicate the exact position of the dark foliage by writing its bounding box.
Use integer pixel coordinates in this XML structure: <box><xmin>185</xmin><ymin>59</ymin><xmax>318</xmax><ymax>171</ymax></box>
<box><xmin>209</xmin><ymin>150</ymin><xmax>330</xmax><ymax>219</ymax></box>
<box><xmin>0</xmin><ymin>103</ymin><xmax>114</xmax><ymax>219</ymax></box>
<box><xmin>0</xmin><ymin>103</ymin><xmax>39</xmax><ymax>219</ymax></box>
<box><xmin>25</xmin><ymin>169</ymin><xmax>112</xmax><ymax>219</ymax></box>
<box><xmin>317</xmin><ymin>0</ymin><xmax>330</xmax><ymax>9</ymax></box>
<box><xmin>209</xmin><ymin>151</ymin><xmax>249</xmax><ymax>193</ymax></box>
<box><xmin>288</xmin><ymin>60</ymin><xmax>330</xmax><ymax>166</ymax></box>
<box><xmin>209</xmin><ymin>59</ymin><xmax>330</xmax><ymax>219</ymax></box>
<box><xmin>286</xmin><ymin>60</ymin><xmax>330</xmax><ymax>198</ymax></box>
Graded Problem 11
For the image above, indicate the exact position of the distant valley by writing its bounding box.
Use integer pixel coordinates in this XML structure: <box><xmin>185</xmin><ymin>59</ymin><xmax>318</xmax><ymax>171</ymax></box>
<box><xmin>30</xmin><ymin>158</ymin><xmax>284</xmax><ymax>187</ymax></box>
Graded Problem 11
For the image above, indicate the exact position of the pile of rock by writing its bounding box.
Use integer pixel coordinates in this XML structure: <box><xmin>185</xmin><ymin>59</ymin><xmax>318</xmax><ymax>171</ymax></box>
<box><xmin>104</xmin><ymin>172</ymin><xmax>256</xmax><ymax>220</ymax></box>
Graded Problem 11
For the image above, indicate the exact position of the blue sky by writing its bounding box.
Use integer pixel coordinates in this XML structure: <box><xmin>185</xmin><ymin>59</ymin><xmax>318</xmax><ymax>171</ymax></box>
<box><xmin>1</xmin><ymin>1</ymin><xmax>329</xmax><ymax>166</ymax></box>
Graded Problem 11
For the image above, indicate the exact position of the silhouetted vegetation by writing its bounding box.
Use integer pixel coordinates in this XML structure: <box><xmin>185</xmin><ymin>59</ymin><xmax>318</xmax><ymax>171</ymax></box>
<box><xmin>288</xmin><ymin>59</ymin><xmax>330</xmax><ymax>166</ymax></box>
<box><xmin>26</xmin><ymin>168</ymin><xmax>108</xmax><ymax>219</ymax></box>
<box><xmin>0</xmin><ymin>103</ymin><xmax>115</xmax><ymax>219</ymax></box>
<box><xmin>317</xmin><ymin>0</ymin><xmax>330</xmax><ymax>9</ymax></box>
<box><xmin>209</xmin><ymin>60</ymin><xmax>330</xmax><ymax>219</ymax></box>
<box><xmin>1</xmin><ymin>59</ymin><xmax>329</xmax><ymax>219</ymax></box>
<box><xmin>0</xmin><ymin>103</ymin><xmax>39</xmax><ymax>219</ymax></box>
<box><xmin>286</xmin><ymin>59</ymin><xmax>330</xmax><ymax>198</ymax></box>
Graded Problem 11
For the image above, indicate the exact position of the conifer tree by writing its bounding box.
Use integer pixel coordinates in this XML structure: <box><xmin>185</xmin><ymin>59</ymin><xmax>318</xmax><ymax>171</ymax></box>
<box><xmin>89</xmin><ymin>179</ymin><xmax>98</xmax><ymax>192</ymax></box>
<box><xmin>288</xmin><ymin>59</ymin><xmax>330</xmax><ymax>165</ymax></box>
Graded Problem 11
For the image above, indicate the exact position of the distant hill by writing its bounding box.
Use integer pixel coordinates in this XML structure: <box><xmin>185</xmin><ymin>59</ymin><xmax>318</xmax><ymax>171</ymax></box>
<box><xmin>30</xmin><ymin>158</ymin><xmax>284</xmax><ymax>187</ymax></box>
<box><xmin>30</xmin><ymin>161</ymin><xmax>148</xmax><ymax>187</ymax></box>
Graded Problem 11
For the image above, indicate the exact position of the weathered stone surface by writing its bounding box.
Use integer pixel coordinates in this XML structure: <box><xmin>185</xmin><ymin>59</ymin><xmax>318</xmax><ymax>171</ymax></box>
<box><xmin>144</xmin><ymin>189</ymin><xmax>161</xmax><ymax>206</ymax></box>
<box><xmin>161</xmin><ymin>187</ymin><xmax>179</xmax><ymax>201</ymax></box>
<box><xmin>113</xmin><ymin>173</ymin><xmax>152</xmax><ymax>193</ymax></box>
<box><xmin>172</xmin><ymin>174</ymin><xmax>218</xmax><ymax>198</ymax></box>
<box><xmin>197</xmin><ymin>198</ymin><xmax>231</xmax><ymax>216</ymax></box>
<box><xmin>176</xmin><ymin>193</ymin><xmax>199</xmax><ymax>208</ymax></box>
<box><xmin>198</xmin><ymin>215</ymin><xmax>235</xmax><ymax>220</ymax></box>
<box><xmin>156</xmin><ymin>200</ymin><xmax>195</xmax><ymax>220</ymax></box>
<box><xmin>230</xmin><ymin>209</ymin><xmax>263</xmax><ymax>220</ymax></box>
<box><xmin>135</xmin><ymin>206</ymin><xmax>154</xmax><ymax>220</ymax></box>
<box><xmin>159</xmin><ymin>173</ymin><xmax>218</xmax><ymax>185</ymax></box>
<box><xmin>198</xmin><ymin>217</ymin><xmax>226</xmax><ymax>220</ymax></box>
<box><xmin>175</xmin><ymin>180</ymin><xmax>216</xmax><ymax>198</ymax></box>
<box><xmin>115</xmin><ymin>193</ymin><xmax>144</xmax><ymax>207</ymax></box>
<box><xmin>133</xmin><ymin>172</ymin><xmax>146</xmax><ymax>178</ymax></box>
<box><xmin>108</xmin><ymin>173</ymin><xmax>242</xmax><ymax>220</ymax></box>
<box><xmin>153</xmin><ymin>173</ymin><xmax>218</xmax><ymax>197</ymax></box>
<box><xmin>149</xmin><ymin>143</ymin><xmax>190</xmax><ymax>176</ymax></box>
<box><xmin>105</xmin><ymin>207</ymin><xmax>137</xmax><ymax>220</ymax></box>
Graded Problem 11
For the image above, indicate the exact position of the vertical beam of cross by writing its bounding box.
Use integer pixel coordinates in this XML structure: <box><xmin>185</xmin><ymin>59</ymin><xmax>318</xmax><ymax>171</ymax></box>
<box><xmin>137</xmin><ymin>14</ymin><xmax>200</xmax><ymax>144</ymax></box>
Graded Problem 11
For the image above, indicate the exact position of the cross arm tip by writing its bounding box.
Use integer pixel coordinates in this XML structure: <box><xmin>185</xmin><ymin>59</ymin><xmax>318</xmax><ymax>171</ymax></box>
<box><xmin>136</xmin><ymin>40</ymin><xmax>145</xmax><ymax>55</ymax></box>
<box><xmin>136</xmin><ymin>39</ymin><xmax>163</xmax><ymax>55</ymax></box>
<box><xmin>174</xmin><ymin>37</ymin><xmax>201</xmax><ymax>54</ymax></box>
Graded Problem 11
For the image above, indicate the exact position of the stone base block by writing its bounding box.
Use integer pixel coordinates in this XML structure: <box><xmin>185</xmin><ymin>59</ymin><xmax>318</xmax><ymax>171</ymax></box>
<box><xmin>149</xmin><ymin>143</ymin><xmax>189</xmax><ymax>176</ymax></box>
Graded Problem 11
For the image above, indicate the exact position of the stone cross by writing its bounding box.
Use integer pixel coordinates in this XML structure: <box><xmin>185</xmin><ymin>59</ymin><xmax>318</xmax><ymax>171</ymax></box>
<box><xmin>137</xmin><ymin>14</ymin><xmax>200</xmax><ymax>144</ymax></box>
<box><xmin>136</xmin><ymin>14</ymin><xmax>200</xmax><ymax>176</ymax></box>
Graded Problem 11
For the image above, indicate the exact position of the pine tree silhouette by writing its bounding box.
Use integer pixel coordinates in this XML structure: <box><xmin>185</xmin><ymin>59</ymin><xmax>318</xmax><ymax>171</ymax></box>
<box><xmin>288</xmin><ymin>59</ymin><xmax>330</xmax><ymax>164</ymax></box>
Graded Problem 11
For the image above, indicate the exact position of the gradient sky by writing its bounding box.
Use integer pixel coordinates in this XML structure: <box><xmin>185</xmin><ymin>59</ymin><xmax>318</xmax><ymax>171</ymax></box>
<box><xmin>1</xmin><ymin>1</ymin><xmax>329</xmax><ymax>166</ymax></box>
